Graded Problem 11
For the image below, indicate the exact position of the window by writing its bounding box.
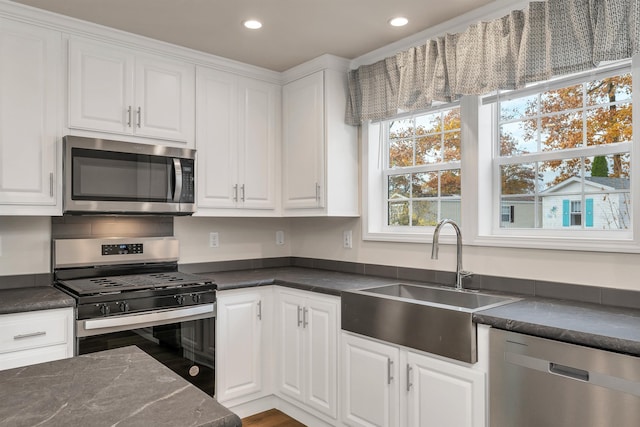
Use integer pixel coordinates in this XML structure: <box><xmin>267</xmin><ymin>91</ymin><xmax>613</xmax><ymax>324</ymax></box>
<box><xmin>501</xmin><ymin>205</ymin><xmax>515</xmax><ymax>224</ymax></box>
<box><xmin>385</xmin><ymin>105</ymin><xmax>461</xmax><ymax>228</ymax></box>
<box><xmin>494</xmin><ymin>65</ymin><xmax>632</xmax><ymax>234</ymax></box>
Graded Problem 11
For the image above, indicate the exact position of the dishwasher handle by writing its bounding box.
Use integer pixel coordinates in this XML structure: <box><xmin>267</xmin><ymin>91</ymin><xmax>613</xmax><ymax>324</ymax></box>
<box><xmin>549</xmin><ymin>362</ymin><xmax>590</xmax><ymax>382</ymax></box>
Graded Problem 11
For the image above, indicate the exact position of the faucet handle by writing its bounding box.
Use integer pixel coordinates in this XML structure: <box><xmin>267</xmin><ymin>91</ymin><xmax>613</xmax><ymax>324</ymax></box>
<box><xmin>460</xmin><ymin>270</ymin><xmax>473</xmax><ymax>279</ymax></box>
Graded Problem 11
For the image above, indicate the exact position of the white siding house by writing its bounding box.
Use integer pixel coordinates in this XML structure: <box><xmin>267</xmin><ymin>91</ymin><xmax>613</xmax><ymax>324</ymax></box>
<box><xmin>541</xmin><ymin>177</ymin><xmax>631</xmax><ymax>230</ymax></box>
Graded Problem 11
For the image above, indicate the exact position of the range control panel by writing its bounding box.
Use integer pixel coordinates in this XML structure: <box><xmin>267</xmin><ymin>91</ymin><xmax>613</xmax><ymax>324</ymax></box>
<box><xmin>101</xmin><ymin>243</ymin><xmax>144</xmax><ymax>256</ymax></box>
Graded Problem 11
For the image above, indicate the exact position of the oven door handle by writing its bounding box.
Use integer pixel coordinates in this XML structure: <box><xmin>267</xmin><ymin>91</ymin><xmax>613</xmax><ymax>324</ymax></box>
<box><xmin>82</xmin><ymin>304</ymin><xmax>214</xmax><ymax>333</ymax></box>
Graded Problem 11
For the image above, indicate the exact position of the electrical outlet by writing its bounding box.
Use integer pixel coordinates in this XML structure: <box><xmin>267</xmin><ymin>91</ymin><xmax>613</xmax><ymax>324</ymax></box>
<box><xmin>343</xmin><ymin>230</ymin><xmax>353</xmax><ymax>249</ymax></box>
<box><xmin>276</xmin><ymin>230</ymin><xmax>285</xmax><ymax>245</ymax></box>
<box><xmin>209</xmin><ymin>232</ymin><xmax>219</xmax><ymax>248</ymax></box>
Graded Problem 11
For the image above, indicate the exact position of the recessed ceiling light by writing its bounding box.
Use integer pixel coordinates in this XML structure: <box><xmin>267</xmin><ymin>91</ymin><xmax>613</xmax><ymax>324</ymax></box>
<box><xmin>389</xmin><ymin>17</ymin><xmax>408</xmax><ymax>27</ymax></box>
<box><xmin>243</xmin><ymin>20</ymin><xmax>263</xmax><ymax>30</ymax></box>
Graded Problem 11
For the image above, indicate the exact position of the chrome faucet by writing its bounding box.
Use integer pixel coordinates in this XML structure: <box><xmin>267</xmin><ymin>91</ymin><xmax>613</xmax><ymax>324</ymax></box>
<box><xmin>431</xmin><ymin>219</ymin><xmax>472</xmax><ymax>290</ymax></box>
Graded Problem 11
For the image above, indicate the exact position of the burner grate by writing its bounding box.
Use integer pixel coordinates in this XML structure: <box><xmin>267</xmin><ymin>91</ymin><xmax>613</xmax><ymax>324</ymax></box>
<box><xmin>58</xmin><ymin>271</ymin><xmax>211</xmax><ymax>296</ymax></box>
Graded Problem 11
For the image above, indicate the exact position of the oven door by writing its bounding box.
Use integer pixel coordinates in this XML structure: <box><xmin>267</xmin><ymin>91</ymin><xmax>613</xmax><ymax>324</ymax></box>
<box><xmin>77</xmin><ymin>305</ymin><xmax>215</xmax><ymax>397</ymax></box>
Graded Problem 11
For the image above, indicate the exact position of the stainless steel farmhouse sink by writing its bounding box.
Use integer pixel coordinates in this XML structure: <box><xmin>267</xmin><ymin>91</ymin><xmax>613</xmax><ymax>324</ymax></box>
<box><xmin>341</xmin><ymin>283</ymin><xmax>519</xmax><ymax>363</ymax></box>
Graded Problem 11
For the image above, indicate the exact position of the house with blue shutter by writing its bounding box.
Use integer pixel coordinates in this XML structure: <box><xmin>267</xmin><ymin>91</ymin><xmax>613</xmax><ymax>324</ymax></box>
<box><xmin>541</xmin><ymin>177</ymin><xmax>631</xmax><ymax>230</ymax></box>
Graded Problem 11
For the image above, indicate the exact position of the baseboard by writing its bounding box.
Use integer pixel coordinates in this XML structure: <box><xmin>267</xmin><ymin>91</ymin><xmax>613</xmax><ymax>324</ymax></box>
<box><xmin>224</xmin><ymin>395</ymin><xmax>278</xmax><ymax>419</ymax></box>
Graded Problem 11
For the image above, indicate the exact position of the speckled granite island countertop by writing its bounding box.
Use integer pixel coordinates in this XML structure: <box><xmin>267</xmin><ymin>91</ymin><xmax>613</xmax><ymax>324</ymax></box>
<box><xmin>205</xmin><ymin>266</ymin><xmax>640</xmax><ymax>357</ymax></box>
<box><xmin>0</xmin><ymin>286</ymin><xmax>74</xmax><ymax>314</ymax></box>
<box><xmin>0</xmin><ymin>346</ymin><xmax>241</xmax><ymax>427</ymax></box>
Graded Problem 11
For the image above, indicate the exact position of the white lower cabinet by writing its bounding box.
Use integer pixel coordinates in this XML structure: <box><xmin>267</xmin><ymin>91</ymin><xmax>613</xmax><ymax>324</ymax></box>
<box><xmin>0</xmin><ymin>308</ymin><xmax>74</xmax><ymax>371</ymax></box>
<box><xmin>341</xmin><ymin>332</ymin><xmax>487</xmax><ymax>427</ymax></box>
<box><xmin>341</xmin><ymin>331</ymin><xmax>400</xmax><ymax>427</ymax></box>
<box><xmin>275</xmin><ymin>287</ymin><xmax>339</xmax><ymax>421</ymax></box>
<box><xmin>215</xmin><ymin>287</ymin><xmax>272</xmax><ymax>404</ymax></box>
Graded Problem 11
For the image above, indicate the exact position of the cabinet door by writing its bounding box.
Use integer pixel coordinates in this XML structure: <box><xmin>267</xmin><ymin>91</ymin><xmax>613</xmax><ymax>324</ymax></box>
<box><xmin>238</xmin><ymin>77</ymin><xmax>279</xmax><ymax>209</ymax></box>
<box><xmin>134</xmin><ymin>54</ymin><xmax>195</xmax><ymax>144</ymax></box>
<box><xmin>68</xmin><ymin>37</ymin><xmax>134</xmax><ymax>134</ymax></box>
<box><xmin>305</xmin><ymin>295</ymin><xmax>338</xmax><ymax>418</ymax></box>
<box><xmin>282</xmin><ymin>71</ymin><xmax>325</xmax><ymax>209</ymax></box>
<box><xmin>216</xmin><ymin>291</ymin><xmax>263</xmax><ymax>402</ymax></box>
<box><xmin>196</xmin><ymin>67</ymin><xmax>239</xmax><ymax>208</ymax></box>
<box><xmin>342</xmin><ymin>333</ymin><xmax>400</xmax><ymax>427</ymax></box>
<box><xmin>0</xmin><ymin>19</ymin><xmax>60</xmax><ymax>211</ymax></box>
<box><xmin>406</xmin><ymin>351</ymin><xmax>485</xmax><ymax>427</ymax></box>
<box><xmin>275</xmin><ymin>290</ymin><xmax>306</xmax><ymax>402</ymax></box>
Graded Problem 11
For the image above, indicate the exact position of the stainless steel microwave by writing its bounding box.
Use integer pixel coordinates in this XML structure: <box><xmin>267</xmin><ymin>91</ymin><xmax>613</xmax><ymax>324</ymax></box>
<box><xmin>63</xmin><ymin>136</ymin><xmax>196</xmax><ymax>215</ymax></box>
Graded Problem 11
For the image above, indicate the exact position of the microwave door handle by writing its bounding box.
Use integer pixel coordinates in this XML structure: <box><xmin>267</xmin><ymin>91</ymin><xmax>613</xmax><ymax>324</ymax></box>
<box><xmin>172</xmin><ymin>158</ymin><xmax>183</xmax><ymax>202</ymax></box>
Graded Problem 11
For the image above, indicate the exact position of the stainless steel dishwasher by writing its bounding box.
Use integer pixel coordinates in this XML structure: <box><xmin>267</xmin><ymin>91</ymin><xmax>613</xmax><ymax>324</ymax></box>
<box><xmin>490</xmin><ymin>328</ymin><xmax>640</xmax><ymax>427</ymax></box>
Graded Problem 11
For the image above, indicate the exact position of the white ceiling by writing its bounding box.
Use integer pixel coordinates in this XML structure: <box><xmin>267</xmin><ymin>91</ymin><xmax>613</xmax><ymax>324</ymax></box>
<box><xmin>11</xmin><ymin>0</ymin><xmax>495</xmax><ymax>72</ymax></box>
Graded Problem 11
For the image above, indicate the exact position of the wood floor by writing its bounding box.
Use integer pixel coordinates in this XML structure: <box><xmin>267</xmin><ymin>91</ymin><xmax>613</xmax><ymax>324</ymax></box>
<box><xmin>241</xmin><ymin>409</ymin><xmax>307</xmax><ymax>427</ymax></box>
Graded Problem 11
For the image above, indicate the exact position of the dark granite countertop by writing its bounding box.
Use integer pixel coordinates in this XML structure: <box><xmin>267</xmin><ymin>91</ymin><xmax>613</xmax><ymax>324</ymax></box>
<box><xmin>0</xmin><ymin>286</ymin><xmax>75</xmax><ymax>315</ymax></box>
<box><xmin>205</xmin><ymin>266</ymin><xmax>398</xmax><ymax>295</ymax></box>
<box><xmin>474</xmin><ymin>298</ymin><xmax>640</xmax><ymax>356</ymax></box>
<box><xmin>0</xmin><ymin>346</ymin><xmax>241</xmax><ymax>427</ymax></box>
<box><xmin>204</xmin><ymin>266</ymin><xmax>640</xmax><ymax>357</ymax></box>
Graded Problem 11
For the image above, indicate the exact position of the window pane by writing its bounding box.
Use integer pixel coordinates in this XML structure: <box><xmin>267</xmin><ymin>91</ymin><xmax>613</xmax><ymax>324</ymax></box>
<box><xmin>388</xmin><ymin>201</ymin><xmax>410</xmax><ymax>226</ymax></box>
<box><xmin>500</xmin><ymin>121</ymin><xmax>535</xmax><ymax>155</ymax></box>
<box><xmin>500</xmin><ymin>94</ymin><xmax>537</xmax><ymax>121</ymax></box>
<box><xmin>540</xmin><ymin>112</ymin><xmax>583</xmax><ymax>151</ymax></box>
<box><xmin>500</xmin><ymin>196</ymin><xmax>538</xmax><ymax>228</ymax></box>
<box><xmin>412</xmin><ymin>172</ymin><xmax>438</xmax><ymax>198</ymax></box>
<box><xmin>441</xmin><ymin>170</ymin><xmax>461</xmax><ymax>197</ymax></box>
<box><xmin>389</xmin><ymin>139</ymin><xmax>413</xmax><ymax>167</ymax></box>
<box><xmin>444</xmin><ymin>131</ymin><xmax>461</xmax><ymax>162</ymax></box>
<box><xmin>586</xmin><ymin>74</ymin><xmax>632</xmax><ymax>106</ymax></box>
<box><xmin>540</xmin><ymin>83</ymin><xmax>583</xmax><ymax>111</ymax></box>
<box><xmin>388</xmin><ymin>174</ymin><xmax>410</xmax><ymax>199</ymax></box>
<box><xmin>501</xmin><ymin>163</ymin><xmax>537</xmax><ymax>195</ymax></box>
<box><xmin>416</xmin><ymin>134</ymin><xmax>441</xmax><ymax>165</ymax></box>
<box><xmin>415</xmin><ymin>112</ymin><xmax>441</xmax><ymax>135</ymax></box>
<box><xmin>594</xmin><ymin>192</ymin><xmax>631</xmax><ymax>229</ymax></box>
<box><xmin>443</xmin><ymin>108</ymin><xmax>461</xmax><ymax>130</ymax></box>
<box><xmin>412</xmin><ymin>200</ymin><xmax>439</xmax><ymax>226</ymax></box>
<box><xmin>585</xmin><ymin>154</ymin><xmax>631</xmax><ymax>192</ymax></box>
<box><xmin>389</xmin><ymin>119</ymin><xmax>413</xmax><ymax>139</ymax></box>
<box><xmin>539</xmin><ymin>158</ymin><xmax>581</xmax><ymax>191</ymax></box>
<box><xmin>440</xmin><ymin>199</ymin><xmax>461</xmax><ymax>223</ymax></box>
<box><xmin>586</xmin><ymin>103</ymin><xmax>632</xmax><ymax>146</ymax></box>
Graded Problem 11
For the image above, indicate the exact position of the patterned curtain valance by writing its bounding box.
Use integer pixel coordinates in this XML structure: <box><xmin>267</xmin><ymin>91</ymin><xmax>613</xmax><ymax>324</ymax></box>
<box><xmin>346</xmin><ymin>0</ymin><xmax>640</xmax><ymax>125</ymax></box>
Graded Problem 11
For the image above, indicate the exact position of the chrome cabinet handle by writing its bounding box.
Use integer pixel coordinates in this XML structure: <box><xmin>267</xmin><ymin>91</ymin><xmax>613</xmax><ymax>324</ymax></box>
<box><xmin>406</xmin><ymin>364</ymin><xmax>413</xmax><ymax>391</ymax></box>
<box><xmin>136</xmin><ymin>106</ymin><xmax>141</xmax><ymax>127</ymax></box>
<box><xmin>387</xmin><ymin>358</ymin><xmax>394</xmax><ymax>384</ymax></box>
<box><xmin>233</xmin><ymin>184</ymin><xmax>238</xmax><ymax>202</ymax></box>
<box><xmin>14</xmin><ymin>331</ymin><xmax>46</xmax><ymax>340</ymax></box>
<box><xmin>315</xmin><ymin>182</ymin><xmax>320</xmax><ymax>203</ymax></box>
<box><xmin>297</xmin><ymin>305</ymin><xmax>303</xmax><ymax>327</ymax></box>
<box><xmin>257</xmin><ymin>300</ymin><xmax>262</xmax><ymax>320</ymax></box>
<box><xmin>240</xmin><ymin>184</ymin><xmax>245</xmax><ymax>202</ymax></box>
<box><xmin>303</xmin><ymin>307</ymin><xmax>308</xmax><ymax>328</ymax></box>
<box><xmin>127</xmin><ymin>106</ymin><xmax>132</xmax><ymax>127</ymax></box>
<box><xmin>49</xmin><ymin>173</ymin><xmax>54</xmax><ymax>197</ymax></box>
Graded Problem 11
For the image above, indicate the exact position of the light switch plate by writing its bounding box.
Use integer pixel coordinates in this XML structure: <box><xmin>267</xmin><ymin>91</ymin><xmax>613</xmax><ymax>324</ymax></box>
<box><xmin>276</xmin><ymin>230</ymin><xmax>285</xmax><ymax>245</ymax></box>
<box><xmin>343</xmin><ymin>230</ymin><xmax>353</xmax><ymax>249</ymax></box>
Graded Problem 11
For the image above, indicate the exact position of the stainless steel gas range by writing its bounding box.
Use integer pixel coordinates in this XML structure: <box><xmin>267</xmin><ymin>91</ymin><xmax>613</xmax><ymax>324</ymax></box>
<box><xmin>53</xmin><ymin>237</ymin><xmax>216</xmax><ymax>397</ymax></box>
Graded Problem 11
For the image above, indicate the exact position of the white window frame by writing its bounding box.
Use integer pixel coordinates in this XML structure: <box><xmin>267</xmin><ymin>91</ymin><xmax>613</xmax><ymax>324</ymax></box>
<box><xmin>362</xmin><ymin>58</ymin><xmax>640</xmax><ymax>252</ymax></box>
<box><xmin>362</xmin><ymin>97</ymin><xmax>478</xmax><ymax>243</ymax></box>
<box><xmin>472</xmin><ymin>59</ymin><xmax>640</xmax><ymax>252</ymax></box>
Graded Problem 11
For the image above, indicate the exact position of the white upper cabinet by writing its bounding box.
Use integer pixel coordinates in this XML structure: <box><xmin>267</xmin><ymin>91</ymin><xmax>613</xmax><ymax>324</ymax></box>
<box><xmin>0</xmin><ymin>18</ymin><xmax>61</xmax><ymax>215</ymax></box>
<box><xmin>195</xmin><ymin>66</ymin><xmax>280</xmax><ymax>215</ymax></box>
<box><xmin>68</xmin><ymin>37</ymin><xmax>195</xmax><ymax>146</ymax></box>
<box><xmin>282</xmin><ymin>70</ymin><xmax>325</xmax><ymax>210</ymax></box>
<box><xmin>282</xmin><ymin>61</ymin><xmax>359</xmax><ymax>216</ymax></box>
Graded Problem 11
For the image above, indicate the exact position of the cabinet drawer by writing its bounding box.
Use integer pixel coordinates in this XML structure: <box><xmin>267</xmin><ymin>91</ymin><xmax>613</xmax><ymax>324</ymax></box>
<box><xmin>0</xmin><ymin>344</ymin><xmax>70</xmax><ymax>371</ymax></box>
<box><xmin>0</xmin><ymin>309</ymin><xmax>71</xmax><ymax>354</ymax></box>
